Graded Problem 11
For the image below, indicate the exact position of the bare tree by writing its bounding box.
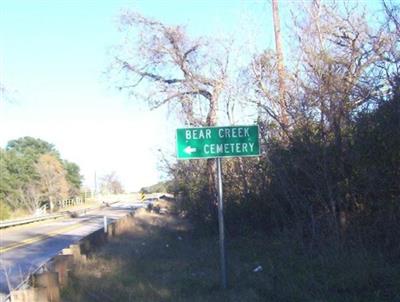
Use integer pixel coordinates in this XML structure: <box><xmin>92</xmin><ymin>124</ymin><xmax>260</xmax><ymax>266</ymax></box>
<box><xmin>0</xmin><ymin>82</ymin><xmax>11</xmax><ymax>104</ymax></box>
<box><xmin>112</xmin><ymin>12</ymin><xmax>233</xmax><ymax>201</ymax></box>
<box><xmin>294</xmin><ymin>0</ymin><xmax>396</xmax><ymax>234</ymax></box>
<box><xmin>18</xmin><ymin>182</ymin><xmax>42</xmax><ymax>214</ymax></box>
<box><xmin>251</xmin><ymin>50</ymin><xmax>291</xmax><ymax>136</ymax></box>
<box><xmin>113</xmin><ymin>12</ymin><xmax>231</xmax><ymax>126</ymax></box>
<box><xmin>380</xmin><ymin>1</ymin><xmax>400</xmax><ymax>89</ymax></box>
<box><xmin>100</xmin><ymin>172</ymin><xmax>124</xmax><ymax>195</ymax></box>
<box><xmin>250</xmin><ymin>0</ymin><xmax>396</xmax><ymax>236</ymax></box>
<box><xmin>0</xmin><ymin>76</ymin><xmax>17</xmax><ymax>104</ymax></box>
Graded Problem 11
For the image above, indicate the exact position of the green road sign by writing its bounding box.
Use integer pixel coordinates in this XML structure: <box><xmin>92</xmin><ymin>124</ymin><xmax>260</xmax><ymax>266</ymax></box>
<box><xmin>176</xmin><ymin>125</ymin><xmax>260</xmax><ymax>159</ymax></box>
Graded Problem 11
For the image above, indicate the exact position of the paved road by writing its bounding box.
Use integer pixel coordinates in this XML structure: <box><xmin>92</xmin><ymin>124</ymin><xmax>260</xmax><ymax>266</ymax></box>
<box><xmin>0</xmin><ymin>200</ymin><xmax>145</xmax><ymax>301</ymax></box>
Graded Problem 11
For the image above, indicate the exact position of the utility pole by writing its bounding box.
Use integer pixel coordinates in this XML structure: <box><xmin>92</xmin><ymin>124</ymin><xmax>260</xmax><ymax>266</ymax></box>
<box><xmin>272</xmin><ymin>0</ymin><xmax>288</xmax><ymax>130</ymax></box>
<box><xmin>94</xmin><ymin>171</ymin><xmax>97</xmax><ymax>199</ymax></box>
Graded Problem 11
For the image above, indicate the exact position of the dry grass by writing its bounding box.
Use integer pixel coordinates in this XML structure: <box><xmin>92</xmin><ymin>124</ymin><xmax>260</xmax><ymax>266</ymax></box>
<box><xmin>62</xmin><ymin>200</ymin><xmax>400</xmax><ymax>302</ymax></box>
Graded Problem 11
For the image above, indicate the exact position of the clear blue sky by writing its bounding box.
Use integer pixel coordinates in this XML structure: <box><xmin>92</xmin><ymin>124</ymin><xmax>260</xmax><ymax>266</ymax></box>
<box><xmin>0</xmin><ymin>0</ymin><xmax>383</xmax><ymax>192</ymax></box>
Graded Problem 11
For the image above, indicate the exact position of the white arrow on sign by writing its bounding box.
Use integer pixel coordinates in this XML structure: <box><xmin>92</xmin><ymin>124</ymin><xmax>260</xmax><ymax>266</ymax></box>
<box><xmin>184</xmin><ymin>146</ymin><xmax>197</xmax><ymax>154</ymax></box>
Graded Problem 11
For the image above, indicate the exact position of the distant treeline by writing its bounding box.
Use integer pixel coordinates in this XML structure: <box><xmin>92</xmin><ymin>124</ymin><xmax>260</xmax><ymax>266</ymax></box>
<box><xmin>0</xmin><ymin>137</ymin><xmax>82</xmax><ymax>219</ymax></box>
<box><xmin>139</xmin><ymin>180</ymin><xmax>172</xmax><ymax>194</ymax></box>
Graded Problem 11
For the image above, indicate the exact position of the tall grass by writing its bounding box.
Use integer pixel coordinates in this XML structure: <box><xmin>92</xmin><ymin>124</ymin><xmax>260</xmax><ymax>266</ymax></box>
<box><xmin>62</xmin><ymin>207</ymin><xmax>400</xmax><ymax>302</ymax></box>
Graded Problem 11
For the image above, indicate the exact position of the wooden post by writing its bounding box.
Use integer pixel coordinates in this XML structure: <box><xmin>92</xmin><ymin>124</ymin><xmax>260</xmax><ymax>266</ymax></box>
<box><xmin>10</xmin><ymin>288</ymin><xmax>47</xmax><ymax>302</ymax></box>
<box><xmin>53</xmin><ymin>255</ymin><xmax>73</xmax><ymax>287</ymax></box>
<box><xmin>32</xmin><ymin>272</ymin><xmax>60</xmax><ymax>302</ymax></box>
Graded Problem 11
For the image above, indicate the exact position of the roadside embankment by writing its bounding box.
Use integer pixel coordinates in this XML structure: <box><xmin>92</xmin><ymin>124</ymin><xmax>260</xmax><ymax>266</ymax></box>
<box><xmin>4</xmin><ymin>202</ymin><xmax>137</xmax><ymax>302</ymax></box>
<box><xmin>60</xmin><ymin>199</ymin><xmax>400</xmax><ymax>302</ymax></box>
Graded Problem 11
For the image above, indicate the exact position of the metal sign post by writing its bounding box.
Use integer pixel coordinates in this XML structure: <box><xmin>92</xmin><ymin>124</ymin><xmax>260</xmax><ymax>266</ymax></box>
<box><xmin>176</xmin><ymin>124</ymin><xmax>260</xmax><ymax>289</ymax></box>
<box><xmin>216</xmin><ymin>157</ymin><xmax>227</xmax><ymax>289</ymax></box>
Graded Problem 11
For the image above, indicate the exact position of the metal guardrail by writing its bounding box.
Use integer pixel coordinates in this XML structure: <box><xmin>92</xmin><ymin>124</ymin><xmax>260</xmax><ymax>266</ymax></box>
<box><xmin>0</xmin><ymin>197</ymin><xmax>82</xmax><ymax>229</ymax></box>
<box><xmin>1</xmin><ymin>200</ymin><xmax>135</xmax><ymax>301</ymax></box>
<box><xmin>0</xmin><ymin>201</ymin><xmax>120</xmax><ymax>229</ymax></box>
<box><xmin>0</xmin><ymin>213</ymin><xmax>64</xmax><ymax>229</ymax></box>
